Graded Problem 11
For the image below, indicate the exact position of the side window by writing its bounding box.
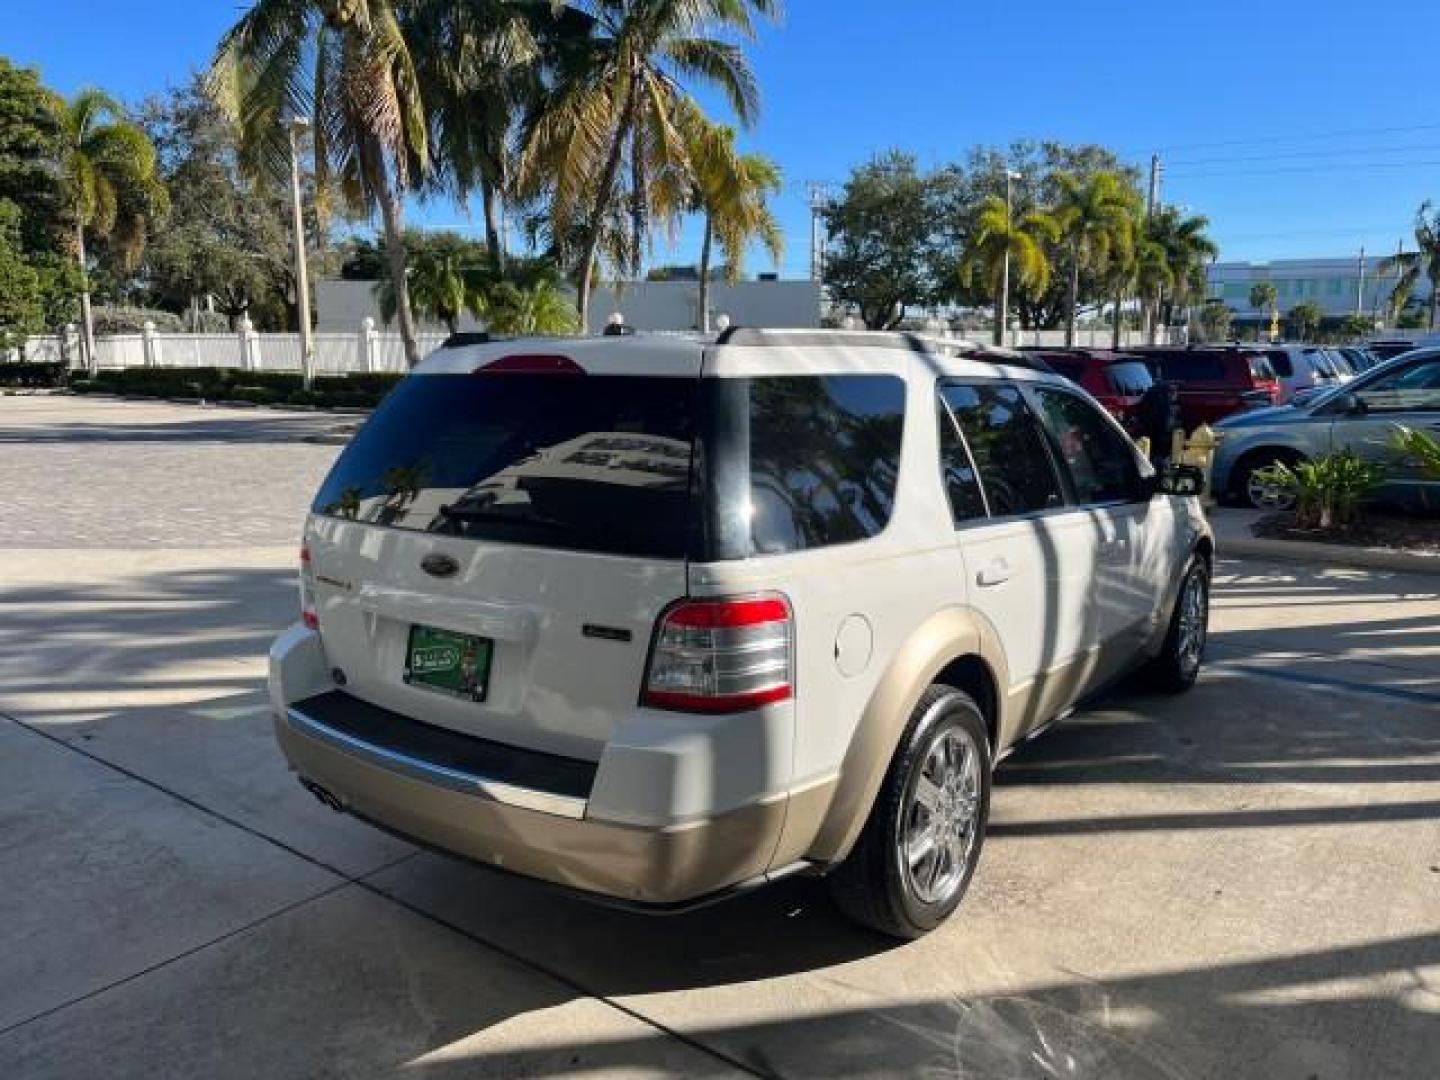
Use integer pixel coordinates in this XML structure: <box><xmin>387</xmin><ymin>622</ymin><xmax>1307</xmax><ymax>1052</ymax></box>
<box><xmin>1266</xmin><ymin>350</ymin><xmax>1294</xmax><ymax>377</ymax></box>
<box><xmin>1353</xmin><ymin>359</ymin><xmax>1440</xmax><ymax>414</ymax></box>
<box><xmin>1032</xmin><ymin>387</ymin><xmax>1145</xmax><ymax>505</ymax></box>
<box><xmin>935</xmin><ymin>395</ymin><xmax>987</xmax><ymax>524</ymax></box>
<box><xmin>747</xmin><ymin>375</ymin><xmax>906</xmax><ymax>554</ymax></box>
<box><xmin>942</xmin><ymin>383</ymin><xmax>1064</xmax><ymax>517</ymax></box>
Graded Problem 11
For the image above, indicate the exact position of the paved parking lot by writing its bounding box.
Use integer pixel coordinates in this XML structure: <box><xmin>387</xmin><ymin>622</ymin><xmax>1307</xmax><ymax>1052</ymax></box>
<box><xmin>2</xmin><ymin>397</ymin><xmax>1438</xmax><ymax>1079</ymax></box>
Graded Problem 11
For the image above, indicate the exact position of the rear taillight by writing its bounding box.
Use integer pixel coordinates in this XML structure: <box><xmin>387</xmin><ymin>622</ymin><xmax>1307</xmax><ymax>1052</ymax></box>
<box><xmin>642</xmin><ymin>595</ymin><xmax>793</xmax><ymax>713</ymax></box>
<box><xmin>299</xmin><ymin>543</ymin><xmax>319</xmax><ymax>631</ymax></box>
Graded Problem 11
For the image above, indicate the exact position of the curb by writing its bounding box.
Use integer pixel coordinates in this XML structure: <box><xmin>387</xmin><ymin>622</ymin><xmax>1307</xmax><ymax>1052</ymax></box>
<box><xmin>1220</xmin><ymin>533</ymin><xmax>1440</xmax><ymax>575</ymax></box>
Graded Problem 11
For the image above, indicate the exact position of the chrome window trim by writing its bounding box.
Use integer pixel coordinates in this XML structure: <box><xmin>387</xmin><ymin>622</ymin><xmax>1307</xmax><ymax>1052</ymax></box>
<box><xmin>284</xmin><ymin>706</ymin><xmax>588</xmax><ymax>820</ymax></box>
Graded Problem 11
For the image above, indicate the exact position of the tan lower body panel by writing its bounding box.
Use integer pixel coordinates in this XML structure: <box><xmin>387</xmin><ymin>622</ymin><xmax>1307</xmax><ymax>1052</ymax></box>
<box><xmin>276</xmin><ymin>716</ymin><xmax>790</xmax><ymax>905</ymax></box>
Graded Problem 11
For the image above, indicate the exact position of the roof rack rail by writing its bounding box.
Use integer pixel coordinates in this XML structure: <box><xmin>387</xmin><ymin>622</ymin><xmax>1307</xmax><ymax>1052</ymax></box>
<box><xmin>712</xmin><ymin>326</ymin><xmax>1054</xmax><ymax>371</ymax></box>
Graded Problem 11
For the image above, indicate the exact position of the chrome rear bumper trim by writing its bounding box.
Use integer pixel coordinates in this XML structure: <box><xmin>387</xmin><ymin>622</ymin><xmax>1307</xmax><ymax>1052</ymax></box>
<box><xmin>284</xmin><ymin>707</ymin><xmax>588</xmax><ymax>820</ymax></box>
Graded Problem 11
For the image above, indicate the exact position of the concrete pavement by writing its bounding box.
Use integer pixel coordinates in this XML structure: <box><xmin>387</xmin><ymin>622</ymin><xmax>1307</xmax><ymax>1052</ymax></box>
<box><xmin>2</xmin><ymin>397</ymin><xmax>1438</xmax><ymax>1078</ymax></box>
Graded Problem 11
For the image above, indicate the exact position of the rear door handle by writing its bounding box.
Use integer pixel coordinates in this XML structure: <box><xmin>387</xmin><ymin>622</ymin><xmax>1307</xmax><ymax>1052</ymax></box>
<box><xmin>976</xmin><ymin>559</ymin><xmax>1012</xmax><ymax>587</ymax></box>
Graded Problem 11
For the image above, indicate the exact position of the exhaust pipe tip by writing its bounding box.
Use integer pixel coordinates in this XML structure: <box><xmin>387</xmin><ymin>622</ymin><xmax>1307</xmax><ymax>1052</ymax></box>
<box><xmin>300</xmin><ymin>778</ymin><xmax>345</xmax><ymax>814</ymax></box>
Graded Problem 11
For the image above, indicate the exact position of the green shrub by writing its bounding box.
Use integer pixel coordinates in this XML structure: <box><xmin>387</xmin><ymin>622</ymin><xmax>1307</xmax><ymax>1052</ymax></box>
<box><xmin>0</xmin><ymin>361</ymin><xmax>67</xmax><ymax>387</ymax></box>
<box><xmin>228</xmin><ymin>385</ymin><xmax>284</xmax><ymax>404</ymax></box>
<box><xmin>90</xmin><ymin>306</ymin><xmax>187</xmax><ymax>334</ymax></box>
<box><xmin>1256</xmin><ymin>451</ymin><xmax>1388</xmax><ymax>529</ymax></box>
<box><xmin>1393</xmin><ymin>425</ymin><xmax>1440</xmax><ymax>481</ymax></box>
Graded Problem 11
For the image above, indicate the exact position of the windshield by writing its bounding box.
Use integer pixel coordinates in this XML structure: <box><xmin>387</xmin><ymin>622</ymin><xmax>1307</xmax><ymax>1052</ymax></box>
<box><xmin>1105</xmin><ymin>360</ymin><xmax>1153</xmax><ymax>396</ymax></box>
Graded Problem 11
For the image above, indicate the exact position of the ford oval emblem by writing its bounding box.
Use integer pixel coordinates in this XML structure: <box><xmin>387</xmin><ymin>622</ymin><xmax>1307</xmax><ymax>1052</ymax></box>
<box><xmin>421</xmin><ymin>553</ymin><xmax>459</xmax><ymax>578</ymax></box>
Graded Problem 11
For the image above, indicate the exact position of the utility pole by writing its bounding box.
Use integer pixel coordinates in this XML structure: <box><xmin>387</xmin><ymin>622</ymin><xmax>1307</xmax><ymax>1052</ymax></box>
<box><xmin>807</xmin><ymin>182</ymin><xmax>828</xmax><ymax>282</ymax></box>
<box><xmin>1147</xmin><ymin>153</ymin><xmax>1162</xmax><ymax>218</ymax></box>
<box><xmin>1143</xmin><ymin>153</ymin><xmax>1162</xmax><ymax>341</ymax></box>
<box><xmin>1356</xmin><ymin>246</ymin><xmax>1365</xmax><ymax>317</ymax></box>
<box><xmin>998</xmin><ymin>170</ymin><xmax>1021</xmax><ymax>347</ymax></box>
<box><xmin>287</xmin><ymin>116</ymin><xmax>315</xmax><ymax>391</ymax></box>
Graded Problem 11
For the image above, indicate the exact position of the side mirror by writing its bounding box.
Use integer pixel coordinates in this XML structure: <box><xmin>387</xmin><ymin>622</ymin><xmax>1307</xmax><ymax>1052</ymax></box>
<box><xmin>1325</xmin><ymin>391</ymin><xmax>1365</xmax><ymax>416</ymax></box>
<box><xmin>1160</xmin><ymin>464</ymin><xmax>1206</xmax><ymax>498</ymax></box>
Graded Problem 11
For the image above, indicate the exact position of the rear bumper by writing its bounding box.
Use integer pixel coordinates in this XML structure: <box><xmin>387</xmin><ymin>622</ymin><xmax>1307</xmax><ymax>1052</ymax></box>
<box><xmin>267</xmin><ymin>624</ymin><xmax>799</xmax><ymax>905</ymax></box>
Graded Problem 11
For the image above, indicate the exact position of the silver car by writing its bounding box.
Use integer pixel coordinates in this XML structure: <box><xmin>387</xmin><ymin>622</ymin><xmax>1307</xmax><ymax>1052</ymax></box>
<box><xmin>1213</xmin><ymin>347</ymin><xmax>1440</xmax><ymax>510</ymax></box>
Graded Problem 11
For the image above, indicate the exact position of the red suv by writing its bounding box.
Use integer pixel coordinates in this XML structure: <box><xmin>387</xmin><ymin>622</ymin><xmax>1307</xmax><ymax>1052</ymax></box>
<box><xmin>1019</xmin><ymin>349</ymin><xmax>1155</xmax><ymax>431</ymax></box>
<box><xmin>1133</xmin><ymin>346</ymin><xmax>1281</xmax><ymax>429</ymax></box>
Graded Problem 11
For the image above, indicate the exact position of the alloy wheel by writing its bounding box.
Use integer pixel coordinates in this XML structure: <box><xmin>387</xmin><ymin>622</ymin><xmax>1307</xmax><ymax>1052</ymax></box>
<box><xmin>899</xmin><ymin>722</ymin><xmax>982</xmax><ymax>907</ymax></box>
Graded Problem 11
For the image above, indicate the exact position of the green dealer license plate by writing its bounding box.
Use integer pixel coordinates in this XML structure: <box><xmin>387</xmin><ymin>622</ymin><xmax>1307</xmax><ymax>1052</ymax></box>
<box><xmin>403</xmin><ymin>624</ymin><xmax>493</xmax><ymax>702</ymax></box>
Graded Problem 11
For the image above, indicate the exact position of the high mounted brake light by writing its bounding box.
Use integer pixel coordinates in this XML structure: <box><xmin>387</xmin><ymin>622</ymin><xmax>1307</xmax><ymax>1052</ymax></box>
<box><xmin>642</xmin><ymin>595</ymin><xmax>793</xmax><ymax>714</ymax></box>
<box><xmin>474</xmin><ymin>354</ymin><xmax>584</xmax><ymax>375</ymax></box>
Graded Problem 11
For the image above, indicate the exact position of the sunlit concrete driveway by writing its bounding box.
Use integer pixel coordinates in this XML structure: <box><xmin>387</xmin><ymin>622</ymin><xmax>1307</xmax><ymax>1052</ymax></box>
<box><xmin>3</xmin><ymin>397</ymin><xmax>1438</xmax><ymax>1079</ymax></box>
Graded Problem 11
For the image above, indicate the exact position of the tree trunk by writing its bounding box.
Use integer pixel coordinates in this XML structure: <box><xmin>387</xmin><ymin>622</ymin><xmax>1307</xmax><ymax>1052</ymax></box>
<box><xmin>629</xmin><ymin>124</ymin><xmax>645</xmax><ymax>278</ymax></box>
<box><xmin>575</xmin><ymin>88</ymin><xmax>637</xmax><ymax>334</ymax></box>
<box><xmin>1111</xmin><ymin>290</ymin><xmax>1123</xmax><ymax>349</ymax></box>
<box><xmin>1065</xmin><ymin>241</ymin><xmax>1080</xmax><ymax>347</ymax></box>
<box><xmin>481</xmin><ymin>179</ymin><xmax>503</xmax><ymax>272</ymax></box>
<box><xmin>76</xmin><ymin>221</ymin><xmax>96</xmax><ymax>376</ymax></box>
<box><xmin>373</xmin><ymin>162</ymin><xmax>420</xmax><ymax>367</ymax></box>
<box><xmin>992</xmin><ymin>289</ymin><xmax>1004</xmax><ymax>347</ymax></box>
<box><xmin>698</xmin><ymin>213</ymin><xmax>713</xmax><ymax>332</ymax></box>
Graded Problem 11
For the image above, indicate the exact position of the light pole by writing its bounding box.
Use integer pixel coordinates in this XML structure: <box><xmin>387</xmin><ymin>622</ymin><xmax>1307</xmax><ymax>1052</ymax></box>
<box><xmin>286</xmin><ymin>116</ymin><xmax>315</xmax><ymax>390</ymax></box>
<box><xmin>998</xmin><ymin>170</ymin><xmax>1021</xmax><ymax>347</ymax></box>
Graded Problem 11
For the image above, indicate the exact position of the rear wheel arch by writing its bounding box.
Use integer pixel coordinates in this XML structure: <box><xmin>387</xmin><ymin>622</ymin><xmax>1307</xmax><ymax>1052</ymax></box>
<box><xmin>804</xmin><ymin>609</ymin><xmax>1008</xmax><ymax>868</ymax></box>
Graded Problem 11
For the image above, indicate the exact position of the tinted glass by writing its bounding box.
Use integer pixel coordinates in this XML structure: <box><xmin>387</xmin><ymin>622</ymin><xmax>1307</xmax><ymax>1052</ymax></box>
<box><xmin>1354</xmin><ymin>358</ymin><xmax>1440</xmax><ymax>413</ymax></box>
<box><xmin>747</xmin><ymin>375</ymin><xmax>906</xmax><ymax>554</ymax></box>
<box><xmin>942</xmin><ymin>383</ymin><xmax>1063</xmax><ymax>516</ymax></box>
<box><xmin>1045</xmin><ymin>357</ymin><xmax>1086</xmax><ymax>384</ymax></box>
<box><xmin>312</xmin><ymin>374</ymin><xmax>697</xmax><ymax>558</ymax></box>
<box><xmin>1248</xmin><ymin>356</ymin><xmax>1278</xmax><ymax>381</ymax></box>
<box><xmin>936</xmin><ymin>396</ymin><xmax>987</xmax><ymax>524</ymax></box>
<box><xmin>1156</xmin><ymin>352</ymin><xmax>1227</xmax><ymax>382</ymax></box>
<box><xmin>1265</xmin><ymin>350</ymin><xmax>1294</xmax><ymax>377</ymax></box>
<box><xmin>1105</xmin><ymin>360</ymin><xmax>1154</xmax><ymax>396</ymax></box>
<box><xmin>1033</xmin><ymin>387</ymin><xmax>1145</xmax><ymax>504</ymax></box>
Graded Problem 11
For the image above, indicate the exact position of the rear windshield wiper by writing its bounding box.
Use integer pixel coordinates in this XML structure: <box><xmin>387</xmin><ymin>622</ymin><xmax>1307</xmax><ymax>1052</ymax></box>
<box><xmin>435</xmin><ymin>504</ymin><xmax>576</xmax><ymax>532</ymax></box>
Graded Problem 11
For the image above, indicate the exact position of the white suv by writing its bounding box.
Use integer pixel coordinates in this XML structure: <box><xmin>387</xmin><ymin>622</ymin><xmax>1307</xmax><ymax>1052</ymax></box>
<box><xmin>269</xmin><ymin>329</ymin><xmax>1213</xmax><ymax>938</ymax></box>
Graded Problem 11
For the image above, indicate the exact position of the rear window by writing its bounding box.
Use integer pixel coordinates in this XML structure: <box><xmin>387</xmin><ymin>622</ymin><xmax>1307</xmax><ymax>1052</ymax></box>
<box><xmin>312</xmin><ymin>373</ymin><xmax>698</xmax><ymax>559</ymax></box>
<box><xmin>1248</xmin><ymin>356</ymin><xmax>1278</xmax><ymax>382</ymax></box>
<box><xmin>312</xmin><ymin>371</ymin><xmax>906</xmax><ymax>562</ymax></box>
<box><xmin>1105</xmin><ymin>360</ymin><xmax>1153</xmax><ymax>396</ymax></box>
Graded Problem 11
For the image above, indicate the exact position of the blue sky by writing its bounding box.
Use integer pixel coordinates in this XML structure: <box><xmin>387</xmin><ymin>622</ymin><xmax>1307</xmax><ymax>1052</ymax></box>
<box><xmin>5</xmin><ymin>0</ymin><xmax>1436</xmax><ymax>274</ymax></box>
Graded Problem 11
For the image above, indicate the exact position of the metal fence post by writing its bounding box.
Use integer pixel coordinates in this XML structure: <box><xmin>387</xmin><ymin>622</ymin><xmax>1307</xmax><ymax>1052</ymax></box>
<box><xmin>141</xmin><ymin>321</ymin><xmax>158</xmax><ymax>367</ymax></box>
<box><xmin>359</xmin><ymin>317</ymin><xmax>377</xmax><ymax>373</ymax></box>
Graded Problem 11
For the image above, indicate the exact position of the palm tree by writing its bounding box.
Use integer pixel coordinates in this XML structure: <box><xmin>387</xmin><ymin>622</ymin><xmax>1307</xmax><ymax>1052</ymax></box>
<box><xmin>1143</xmin><ymin>206</ymin><xmax>1217</xmax><ymax>342</ymax></box>
<box><xmin>1380</xmin><ymin>202</ymin><xmax>1440</xmax><ymax>329</ymax></box>
<box><xmin>519</xmin><ymin>0</ymin><xmax>778</xmax><ymax>332</ymax></box>
<box><xmin>376</xmin><ymin>247</ymin><xmax>487</xmax><ymax>333</ymax></box>
<box><xmin>685</xmin><ymin>120</ymin><xmax>782</xmax><ymax>332</ymax></box>
<box><xmin>405</xmin><ymin>0</ymin><xmax>549</xmax><ymax>271</ymax></box>
<box><xmin>212</xmin><ymin>0</ymin><xmax>430</xmax><ymax>367</ymax></box>
<box><xmin>1249</xmin><ymin>281</ymin><xmax>1277</xmax><ymax>340</ymax></box>
<box><xmin>960</xmin><ymin>195</ymin><xmax>1059</xmax><ymax>346</ymax></box>
<box><xmin>58</xmin><ymin>89</ymin><xmax>168</xmax><ymax>373</ymax></box>
<box><xmin>484</xmin><ymin>278</ymin><xmax>579</xmax><ymax>334</ymax></box>
<box><xmin>1053</xmin><ymin>170</ymin><xmax>1138</xmax><ymax>346</ymax></box>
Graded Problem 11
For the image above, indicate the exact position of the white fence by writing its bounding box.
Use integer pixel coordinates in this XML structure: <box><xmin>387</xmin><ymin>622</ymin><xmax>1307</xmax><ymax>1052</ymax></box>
<box><xmin>16</xmin><ymin>319</ymin><xmax>1175</xmax><ymax>374</ymax></box>
<box><xmin>21</xmin><ymin>321</ymin><xmax>451</xmax><ymax>375</ymax></box>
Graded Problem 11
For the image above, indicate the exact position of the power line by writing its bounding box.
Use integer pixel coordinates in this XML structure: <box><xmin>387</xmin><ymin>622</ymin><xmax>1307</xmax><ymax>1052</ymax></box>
<box><xmin>1167</xmin><ymin>142</ymin><xmax>1440</xmax><ymax>167</ymax></box>
<box><xmin>1167</xmin><ymin>158</ymin><xmax>1440</xmax><ymax>180</ymax></box>
<box><xmin>1153</xmin><ymin>120</ymin><xmax>1440</xmax><ymax>154</ymax></box>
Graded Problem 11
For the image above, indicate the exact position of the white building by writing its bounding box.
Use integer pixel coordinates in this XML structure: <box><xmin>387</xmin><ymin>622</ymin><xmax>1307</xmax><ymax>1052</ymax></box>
<box><xmin>1206</xmin><ymin>255</ymin><xmax>1434</xmax><ymax>325</ymax></box>
<box><xmin>315</xmin><ymin>278</ymin><xmax>822</xmax><ymax>334</ymax></box>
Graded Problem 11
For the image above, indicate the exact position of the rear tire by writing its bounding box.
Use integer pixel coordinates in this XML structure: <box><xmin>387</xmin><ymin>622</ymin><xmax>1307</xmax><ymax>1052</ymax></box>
<box><xmin>1145</xmin><ymin>556</ymin><xmax>1210</xmax><ymax>692</ymax></box>
<box><xmin>827</xmin><ymin>685</ymin><xmax>991</xmax><ymax>939</ymax></box>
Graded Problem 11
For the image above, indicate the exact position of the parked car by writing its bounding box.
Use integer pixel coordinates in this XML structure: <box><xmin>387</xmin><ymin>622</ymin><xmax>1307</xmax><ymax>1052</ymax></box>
<box><xmin>268</xmin><ymin>329</ymin><xmax>1215</xmax><ymax>939</ymax></box>
<box><xmin>1018</xmin><ymin>348</ymin><xmax>1155</xmax><ymax>431</ymax></box>
<box><xmin>1213</xmin><ymin>347</ymin><xmax>1440</xmax><ymax>509</ymax></box>
<box><xmin>1253</xmin><ymin>344</ymin><xmax>1349</xmax><ymax>402</ymax></box>
<box><xmin>1336</xmin><ymin>346</ymin><xmax>1380</xmax><ymax>374</ymax></box>
<box><xmin>1134</xmin><ymin>346</ymin><xmax>1282</xmax><ymax>429</ymax></box>
<box><xmin>1365</xmin><ymin>338</ymin><xmax>1436</xmax><ymax>363</ymax></box>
